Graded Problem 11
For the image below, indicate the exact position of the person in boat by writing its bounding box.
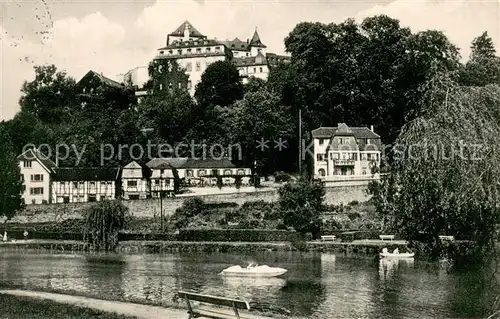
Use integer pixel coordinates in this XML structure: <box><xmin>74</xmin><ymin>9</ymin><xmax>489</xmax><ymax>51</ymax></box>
<box><xmin>393</xmin><ymin>248</ymin><xmax>399</xmax><ymax>254</ymax></box>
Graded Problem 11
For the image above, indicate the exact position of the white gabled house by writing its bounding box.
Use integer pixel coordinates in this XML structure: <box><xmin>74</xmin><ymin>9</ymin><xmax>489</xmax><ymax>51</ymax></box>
<box><xmin>311</xmin><ymin>123</ymin><xmax>382</xmax><ymax>181</ymax></box>
<box><xmin>121</xmin><ymin>161</ymin><xmax>150</xmax><ymax>200</ymax></box>
<box><xmin>17</xmin><ymin>148</ymin><xmax>58</xmax><ymax>205</ymax></box>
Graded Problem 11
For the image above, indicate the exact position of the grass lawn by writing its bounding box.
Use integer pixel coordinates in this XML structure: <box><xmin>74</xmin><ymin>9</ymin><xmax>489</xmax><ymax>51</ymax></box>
<box><xmin>0</xmin><ymin>293</ymin><xmax>137</xmax><ymax>319</ymax></box>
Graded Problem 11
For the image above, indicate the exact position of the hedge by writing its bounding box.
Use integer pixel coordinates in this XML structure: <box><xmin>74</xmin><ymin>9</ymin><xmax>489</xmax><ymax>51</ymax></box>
<box><xmin>177</xmin><ymin>229</ymin><xmax>300</xmax><ymax>242</ymax></box>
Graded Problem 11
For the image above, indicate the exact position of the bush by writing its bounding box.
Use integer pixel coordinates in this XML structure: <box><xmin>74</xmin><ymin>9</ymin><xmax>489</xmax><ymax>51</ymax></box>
<box><xmin>274</xmin><ymin>171</ymin><xmax>292</xmax><ymax>183</ymax></box>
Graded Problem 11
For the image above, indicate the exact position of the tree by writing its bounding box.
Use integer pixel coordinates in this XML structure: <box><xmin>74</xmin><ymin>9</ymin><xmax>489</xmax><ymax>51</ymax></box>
<box><xmin>194</xmin><ymin>60</ymin><xmax>243</xmax><ymax>107</ymax></box>
<box><xmin>19</xmin><ymin>64</ymin><xmax>77</xmax><ymax>125</ymax></box>
<box><xmin>278</xmin><ymin>178</ymin><xmax>325</xmax><ymax>237</ymax></box>
<box><xmin>83</xmin><ymin>200</ymin><xmax>130</xmax><ymax>251</ymax></box>
<box><xmin>228</xmin><ymin>88</ymin><xmax>295</xmax><ymax>173</ymax></box>
<box><xmin>370</xmin><ymin>73</ymin><xmax>500</xmax><ymax>264</ymax></box>
<box><xmin>460</xmin><ymin>31</ymin><xmax>500</xmax><ymax>87</ymax></box>
<box><xmin>0</xmin><ymin>125</ymin><xmax>24</xmax><ymax>222</ymax></box>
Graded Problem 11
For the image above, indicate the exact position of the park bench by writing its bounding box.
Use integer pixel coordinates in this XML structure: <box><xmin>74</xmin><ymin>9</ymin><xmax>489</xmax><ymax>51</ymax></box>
<box><xmin>321</xmin><ymin>235</ymin><xmax>336</xmax><ymax>241</ymax></box>
<box><xmin>439</xmin><ymin>235</ymin><xmax>455</xmax><ymax>241</ymax></box>
<box><xmin>178</xmin><ymin>291</ymin><xmax>262</xmax><ymax>319</ymax></box>
<box><xmin>379</xmin><ymin>235</ymin><xmax>395</xmax><ymax>241</ymax></box>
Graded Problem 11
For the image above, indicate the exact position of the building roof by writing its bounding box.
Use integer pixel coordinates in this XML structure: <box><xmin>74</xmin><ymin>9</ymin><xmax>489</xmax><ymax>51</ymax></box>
<box><xmin>146</xmin><ymin>157</ymin><xmax>237</xmax><ymax>169</ymax></box>
<box><xmin>169</xmin><ymin>21</ymin><xmax>205</xmax><ymax>38</ymax></box>
<box><xmin>17</xmin><ymin>148</ymin><xmax>58</xmax><ymax>173</ymax></box>
<box><xmin>77</xmin><ymin>70</ymin><xmax>124</xmax><ymax>90</ymax></box>
<box><xmin>159</xmin><ymin>38</ymin><xmax>224</xmax><ymax>50</ymax></box>
<box><xmin>233</xmin><ymin>52</ymin><xmax>267</xmax><ymax>67</ymax></box>
<box><xmin>311</xmin><ymin>125</ymin><xmax>381</xmax><ymax>139</ymax></box>
<box><xmin>222</xmin><ymin>38</ymin><xmax>250</xmax><ymax>51</ymax></box>
<box><xmin>52</xmin><ymin>168</ymin><xmax>120</xmax><ymax>181</ymax></box>
<box><xmin>146</xmin><ymin>158</ymin><xmax>189</xmax><ymax>169</ymax></box>
<box><xmin>249</xmin><ymin>29</ymin><xmax>266</xmax><ymax>48</ymax></box>
<box><xmin>266</xmin><ymin>53</ymin><xmax>291</xmax><ymax>66</ymax></box>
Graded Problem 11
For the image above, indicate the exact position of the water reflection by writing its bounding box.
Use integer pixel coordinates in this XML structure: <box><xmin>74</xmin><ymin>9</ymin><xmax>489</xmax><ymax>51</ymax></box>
<box><xmin>0</xmin><ymin>249</ymin><xmax>496</xmax><ymax>319</ymax></box>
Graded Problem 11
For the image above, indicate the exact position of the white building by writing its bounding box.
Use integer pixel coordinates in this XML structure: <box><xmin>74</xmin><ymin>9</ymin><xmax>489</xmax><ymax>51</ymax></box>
<box><xmin>17</xmin><ymin>148</ymin><xmax>57</xmax><ymax>205</ymax></box>
<box><xmin>51</xmin><ymin>168</ymin><xmax>119</xmax><ymax>203</ymax></box>
<box><xmin>122</xmin><ymin>21</ymin><xmax>290</xmax><ymax>97</ymax></box>
<box><xmin>311</xmin><ymin>123</ymin><xmax>382</xmax><ymax>181</ymax></box>
<box><xmin>17</xmin><ymin>148</ymin><xmax>120</xmax><ymax>205</ymax></box>
<box><xmin>122</xmin><ymin>161</ymin><xmax>150</xmax><ymax>200</ymax></box>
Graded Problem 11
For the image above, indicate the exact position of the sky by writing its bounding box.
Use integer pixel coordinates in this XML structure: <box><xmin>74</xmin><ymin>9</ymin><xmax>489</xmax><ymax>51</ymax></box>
<box><xmin>1</xmin><ymin>0</ymin><xmax>499</xmax><ymax>121</ymax></box>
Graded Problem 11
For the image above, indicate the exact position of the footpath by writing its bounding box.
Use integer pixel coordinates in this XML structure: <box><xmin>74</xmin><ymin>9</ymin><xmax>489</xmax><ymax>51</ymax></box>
<box><xmin>0</xmin><ymin>289</ymin><xmax>187</xmax><ymax>319</ymax></box>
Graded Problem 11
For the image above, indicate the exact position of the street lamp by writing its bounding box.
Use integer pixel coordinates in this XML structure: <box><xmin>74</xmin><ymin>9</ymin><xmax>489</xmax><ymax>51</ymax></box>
<box><xmin>156</xmin><ymin>163</ymin><xmax>171</xmax><ymax>233</ymax></box>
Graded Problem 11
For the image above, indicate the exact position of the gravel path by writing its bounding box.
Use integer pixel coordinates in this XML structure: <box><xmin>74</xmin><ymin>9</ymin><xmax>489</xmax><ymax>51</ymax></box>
<box><xmin>0</xmin><ymin>289</ymin><xmax>187</xmax><ymax>319</ymax></box>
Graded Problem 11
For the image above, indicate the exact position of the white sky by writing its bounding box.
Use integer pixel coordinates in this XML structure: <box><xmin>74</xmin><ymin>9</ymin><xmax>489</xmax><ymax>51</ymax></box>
<box><xmin>1</xmin><ymin>0</ymin><xmax>499</xmax><ymax>121</ymax></box>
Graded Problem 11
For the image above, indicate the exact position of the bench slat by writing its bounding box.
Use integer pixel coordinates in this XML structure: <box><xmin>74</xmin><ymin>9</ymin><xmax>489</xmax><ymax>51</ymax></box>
<box><xmin>178</xmin><ymin>291</ymin><xmax>250</xmax><ymax>310</ymax></box>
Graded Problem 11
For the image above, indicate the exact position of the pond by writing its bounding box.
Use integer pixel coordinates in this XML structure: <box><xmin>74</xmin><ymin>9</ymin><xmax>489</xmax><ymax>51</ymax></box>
<box><xmin>0</xmin><ymin>249</ymin><xmax>497</xmax><ymax>318</ymax></box>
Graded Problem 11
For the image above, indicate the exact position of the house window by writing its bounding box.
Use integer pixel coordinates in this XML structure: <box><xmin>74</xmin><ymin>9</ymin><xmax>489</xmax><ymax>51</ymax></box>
<box><xmin>187</xmin><ymin>48</ymin><xmax>192</xmax><ymax>54</ymax></box>
<box><xmin>155</xmin><ymin>180</ymin><xmax>160</xmax><ymax>185</ymax></box>
<box><xmin>159</xmin><ymin>50</ymin><xmax>164</xmax><ymax>55</ymax></box>
<box><xmin>160</xmin><ymin>169</ymin><xmax>164</xmax><ymax>175</ymax></box>
<box><xmin>259</xmin><ymin>67</ymin><xmax>263</xmax><ymax>72</ymax></box>
<box><xmin>73</xmin><ymin>181</ymin><xmax>78</xmax><ymax>188</ymax></box>
<box><xmin>196</xmin><ymin>62</ymin><xmax>201</xmax><ymax>71</ymax></box>
<box><xmin>128</xmin><ymin>180</ymin><xmax>137</xmax><ymax>187</ymax></box>
<box><xmin>23</xmin><ymin>161</ymin><xmax>32</xmax><ymax>168</ymax></box>
<box><xmin>177</xmin><ymin>49</ymin><xmax>182</xmax><ymax>55</ymax></box>
<box><xmin>186</xmin><ymin>170</ymin><xmax>194</xmax><ymax>177</ymax></box>
<box><xmin>20</xmin><ymin>174</ymin><xmax>24</xmax><ymax>181</ymax></box>
<box><xmin>186</xmin><ymin>63</ymin><xmax>192</xmax><ymax>71</ymax></box>
<box><xmin>318</xmin><ymin>169</ymin><xmax>326</xmax><ymax>176</ymax></box>
<box><xmin>90</xmin><ymin>182</ymin><xmax>96</xmax><ymax>187</ymax></box>
<box><xmin>30</xmin><ymin>187</ymin><xmax>44</xmax><ymax>195</ymax></box>
<box><xmin>206</xmin><ymin>47</ymin><xmax>211</xmax><ymax>53</ymax></box>
<box><xmin>317</xmin><ymin>154</ymin><xmax>326</xmax><ymax>161</ymax></box>
<box><xmin>253</xmin><ymin>67</ymin><xmax>256</xmax><ymax>73</ymax></box>
<box><xmin>196</xmin><ymin>48</ymin><xmax>201</xmax><ymax>53</ymax></box>
<box><xmin>187</xmin><ymin>80</ymin><xmax>192</xmax><ymax>89</ymax></box>
<box><xmin>237</xmin><ymin>169</ymin><xmax>245</xmax><ymax>175</ymax></box>
<box><xmin>319</xmin><ymin>139</ymin><xmax>324</xmax><ymax>145</ymax></box>
<box><xmin>338</xmin><ymin>138</ymin><xmax>343</xmax><ymax>144</ymax></box>
<box><xmin>198</xmin><ymin>170</ymin><xmax>206</xmax><ymax>177</ymax></box>
<box><xmin>366</xmin><ymin>139</ymin><xmax>371</xmax><ymax>145</ymax></box>
<box><xmin>30</xmin><ymin>174</ymin><xmax>43</xmax><ymax>182</ymax></box>
<box><xmin>224</xmin><ymin>169</ymin><xmax>232</xmax><ymax>176</ymax></box>
<box><xmin>215</xmin><ymin>47</ymin><xmax>220</xmax><ymax>53</ymax></box>
<box><xmin>168</xmin><ymin>50</ymin><xmax>173</xmax><ymax>55</ymax></box>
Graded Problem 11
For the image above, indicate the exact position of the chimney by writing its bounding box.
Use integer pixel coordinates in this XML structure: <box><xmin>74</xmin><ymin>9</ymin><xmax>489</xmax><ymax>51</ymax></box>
<box><xmin>370</xmin><ymin>125</ymin><xmax>374</xmax><ymax>132</ymax></box>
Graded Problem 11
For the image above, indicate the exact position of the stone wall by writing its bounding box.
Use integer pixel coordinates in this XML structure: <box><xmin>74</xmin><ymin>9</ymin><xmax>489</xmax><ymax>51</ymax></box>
<box><xmin>10</xmin><ymin>185</ymin><xmax>371</xmax><ymax>223</ymax></box>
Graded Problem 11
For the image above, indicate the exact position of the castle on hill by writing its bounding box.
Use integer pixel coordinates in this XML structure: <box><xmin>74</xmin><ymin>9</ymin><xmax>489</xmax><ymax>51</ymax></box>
<box><xmin>116</xmin><ymin>21</ymin><xmax>290</xmax><ymax>96</ymax></box>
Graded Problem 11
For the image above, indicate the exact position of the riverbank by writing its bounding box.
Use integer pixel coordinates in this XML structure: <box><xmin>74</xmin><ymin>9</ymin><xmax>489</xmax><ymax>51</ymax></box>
<box><xmin>0</xmin><ymin>291</ymin><xmax>136</xmax><ymax>319</ymax></box>
<box><xmin>0</xmin><ymin>239</ymin><xmax>409</xmax><ymax>255</ymax></box>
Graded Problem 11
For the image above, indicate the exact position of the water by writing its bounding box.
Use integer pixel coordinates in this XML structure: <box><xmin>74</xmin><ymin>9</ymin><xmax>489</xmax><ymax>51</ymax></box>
<box><xmin>0</xmin><ymin>249</ymin><xmax>497</xmax><ymax>318</ymax></box>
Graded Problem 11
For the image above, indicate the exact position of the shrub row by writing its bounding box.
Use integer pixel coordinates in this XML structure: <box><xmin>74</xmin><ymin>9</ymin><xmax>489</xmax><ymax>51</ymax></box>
<box><xmin>177</xmin><ymin>229</ymin><xmax>299</xmax><ymax>242</ymax></box>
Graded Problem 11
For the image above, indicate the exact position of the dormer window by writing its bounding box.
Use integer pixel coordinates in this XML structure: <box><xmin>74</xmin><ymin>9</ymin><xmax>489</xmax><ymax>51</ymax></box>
<box><xmin>159</xmin><ymin>50</ymin><xmax>164</xmax><ymax>55</ymax></box>
<box><xmin>204</xmin><ymin>40</ymin><xmax>208</xmax><ymax>45</ymax></box>
<box><xmin>187</xmin><ymin>48</ymin><xmax>192</xmax><ymax>54</ymax></box>
<box><xmin>206</xmin><ymin>47</ymin><xmax>211</xmax><ymax>53</ymax></box>
<box><xmin>196</xmin><ymin>48</ymin><xmax>201</xmax><ymax>53</ymax></box>
<box><xmin>177</xmin><ymin>49</ymin><xmax>182</xmax><ymax>55</ymax></box>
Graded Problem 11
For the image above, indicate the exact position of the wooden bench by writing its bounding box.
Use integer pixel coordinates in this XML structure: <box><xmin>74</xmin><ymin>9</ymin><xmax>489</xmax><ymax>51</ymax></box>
<box><xmin>321</xmin><ymin>235</ymin><xmax>336</xmax><ymax>241</ymax></box>
<box><xmin>178</xmin><ymin>291</ymin><xmax>254</xmax><ymax>319</ymax></box>
<box><xmin>439</xmin><ymin>235</ymin><xmax>455</xmax><ymax>241</ymax></box>
<box><xmin>379</xmin><ymin>235</ymin><xmax>395</xmax><ymax>241</ymax></box>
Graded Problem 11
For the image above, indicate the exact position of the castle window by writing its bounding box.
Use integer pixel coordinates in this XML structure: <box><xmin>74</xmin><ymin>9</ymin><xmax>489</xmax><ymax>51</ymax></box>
<box><xmin>253</xmin><ymin>67</ymin><xmax>256</xmax><ymax>73</ymax></box>
<box><xmin>206</xmin><ymin>47</ymin><xmax>211</xmax><ymax>53</ymax></box>
<box><xmin>177</xmin><ymin>49</ymin><xmax>182</xmax><ymax>55</ymax></box>
<box><xmin>187</xmin><ymin>48</ymin><xmax>192</xmax><ymax>54</ymax></box>
<box><xmin>196</xmin><ymin>48</ymin><xmax>201</xmax><ymax>53</ymax></box>
<box><xmin>186</xmin><ymin>62</ymin><xmax>192</xmax><ymax>72</ymax></box>
<box><xmin>168</xmin><ymin>50</ymin><xmax>173</xmax><ymax>55</ymax></box>
<box><xmin>159</xmin><ymin>50</ymin><xmax>164</xmax><ymax>55</ymax></box>
<box><xmin>260</xmin><ymin>67</ymin><xmax>263</xmax><ymax>72</ymax></box>
<box><xmin>196</xmin><ymin>62</ymin><xmax>201</xmax><ymax>71</ymax></box>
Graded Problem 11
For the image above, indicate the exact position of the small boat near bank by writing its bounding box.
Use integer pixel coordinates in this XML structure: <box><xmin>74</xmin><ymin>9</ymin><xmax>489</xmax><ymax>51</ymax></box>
<box><xmin>220</xmin><ymin>263</ymin><xmax>287</xmax><ymax>277</ymax></box>
<box><xmin>379</xmin><ymin>248</ymin><xmax>414</xmax><ymax>259</ymax></box>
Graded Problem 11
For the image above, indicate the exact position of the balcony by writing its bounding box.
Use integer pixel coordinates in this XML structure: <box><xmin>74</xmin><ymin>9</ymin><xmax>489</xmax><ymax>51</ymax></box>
<box><xmin>334</xmin><ymin>159</ymin><xmax>356</xmax><ymax>166</ymax></box>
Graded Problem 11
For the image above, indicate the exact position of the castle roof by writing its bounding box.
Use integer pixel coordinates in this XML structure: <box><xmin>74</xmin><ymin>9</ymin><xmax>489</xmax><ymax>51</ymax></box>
<box><xmin>169</xmin><ymin>21</ymin><xmax>205</xmax><ymax>38</ymax></box>
<box><xmin>311</xmin><ymin>125</ymin><xmax>380</xmax><ymax>139</ymax></box>
<box><xmin>222</xmin><ymin>37</ymin><xmax>250</xmax><ymax>51</ymax></box>
<box><xmin>158</xmin><ymin>38</ymin><xmax>223</xmax><ymax>50</ymax></box>
<box><xmin>233</xmin><ymin>51</ymin><xmax>268</xmax><ymax>67</ymax></box>
<box><xmin>249</xmin><ymin>29</ymin><xmax>266</xmax><ymax>48</ymax></box>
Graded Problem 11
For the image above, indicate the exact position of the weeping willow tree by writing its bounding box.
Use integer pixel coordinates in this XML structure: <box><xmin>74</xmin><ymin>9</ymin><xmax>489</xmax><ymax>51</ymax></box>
<box><xmin>83</xmin><ymin>200</ymin><xmax>130</xmax><ymax>251</ymax></box>
<box><xmin>370</xmin><ymin>73</ymin><xmax>500</xmax><ymax>263</ymax></box>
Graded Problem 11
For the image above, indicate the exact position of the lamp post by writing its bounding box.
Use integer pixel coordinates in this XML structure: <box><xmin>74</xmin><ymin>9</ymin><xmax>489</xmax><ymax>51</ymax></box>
<box><xmin>156</xmin><ymin>163</ymin><xmax>171</xmax><ymax>233</ymax></box>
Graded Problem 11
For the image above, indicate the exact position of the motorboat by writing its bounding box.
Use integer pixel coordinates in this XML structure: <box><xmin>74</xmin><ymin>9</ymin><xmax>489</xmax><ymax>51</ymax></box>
<box><xmin>220</xmin><ymin>263</ymin><xmax>287</xmax><ymax>277</ymax></box>
<box><xmin>379</xmin><ymin>248</ymin><xmax>414</xmax><ymax>259</ymax></box>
